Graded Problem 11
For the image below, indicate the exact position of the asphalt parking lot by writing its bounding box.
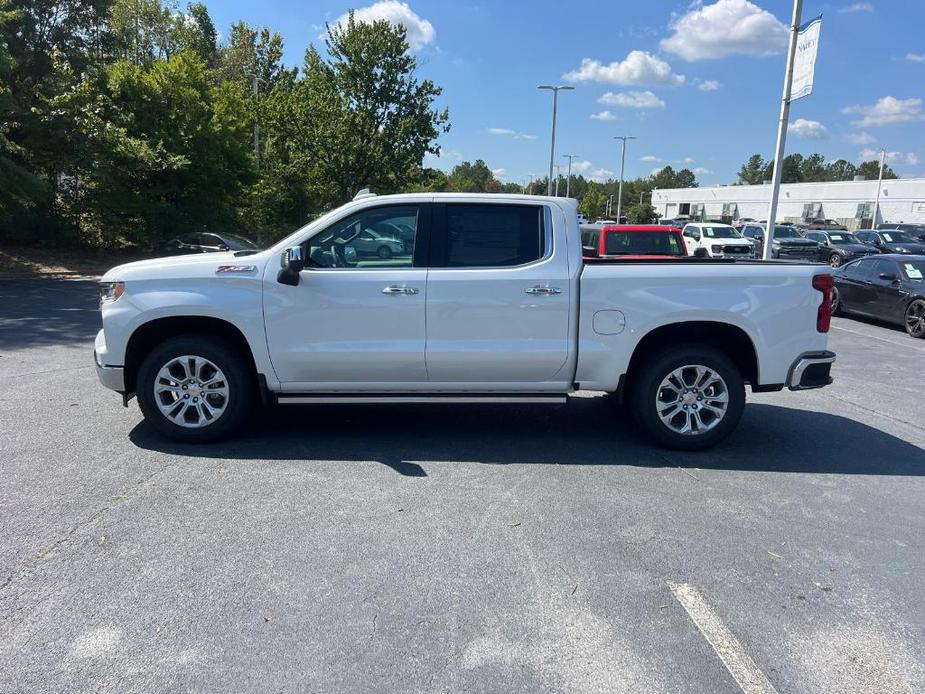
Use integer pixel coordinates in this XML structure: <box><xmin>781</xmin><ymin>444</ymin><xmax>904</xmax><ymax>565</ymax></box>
<box><xmin>1</xmin><ymin>278</ymin><xmax>924</xmax><ymax>693</ymax></box>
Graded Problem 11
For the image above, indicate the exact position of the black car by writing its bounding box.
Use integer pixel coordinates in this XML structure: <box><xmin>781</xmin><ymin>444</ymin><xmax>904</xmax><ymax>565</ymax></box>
<box><xmin>163</xmin><ymin>232</ymin><xmax>259</xmax><ymax>256</ymax></box>
<box><xmin>877</xmin><ymin>223</ymin><xmax>925</xmax><ymax>243</ymax></box>
<box><xmin>740</xmin><ymin>224</ymin><xmax>819</xmax><ymax>260</ymax></box>
<box><xmin>855</xmin><ymin>230</ymin><xmax>925</xmax><ymax>255</ymax></box>
<box><xmin>802</xmin><ymin>230</ymin><xmax>878</xmax><ymax>268</ymax></box>
<box><xmin>831</xmin><ymin>255</ymin><xmax>925</xmax><ymax>338</ymax></box>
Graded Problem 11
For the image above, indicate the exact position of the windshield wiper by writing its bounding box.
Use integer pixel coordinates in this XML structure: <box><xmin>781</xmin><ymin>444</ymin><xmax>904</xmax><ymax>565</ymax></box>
<box><xmin>234</xmin><ymin>250</ymin><xmax>259</xmax><ymax>257</ymax></box>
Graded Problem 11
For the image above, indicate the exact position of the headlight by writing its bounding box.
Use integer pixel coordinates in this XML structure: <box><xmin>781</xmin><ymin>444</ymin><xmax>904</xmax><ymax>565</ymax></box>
<box><xmin>99</xmin><ymin>281</ymin><xmax>125</xmax><ymax>307</ymax></box>
<box><xmin>711</xmin><ymin>245</ymin><xmax>723</xmax><ymax>254</ymax></box>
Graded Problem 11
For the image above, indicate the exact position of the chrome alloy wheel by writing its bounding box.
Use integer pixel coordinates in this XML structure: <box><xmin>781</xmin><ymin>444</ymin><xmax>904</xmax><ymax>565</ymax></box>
<box><xmin>154</xmin><ymin>355</ymin><xmax>229</xmax><ymax>428</ymax></box>
<box><xmin>656</xmin><ymin>365</ymin><xmax>729</xmax><ymax>436</ymax></box>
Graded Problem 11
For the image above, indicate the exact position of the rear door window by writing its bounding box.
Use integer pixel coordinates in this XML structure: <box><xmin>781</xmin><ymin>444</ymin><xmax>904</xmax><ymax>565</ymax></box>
<box><xmin>434</xmin><ymin>204</ymin><xmax>545</xmax><ymax>267</ymax></box>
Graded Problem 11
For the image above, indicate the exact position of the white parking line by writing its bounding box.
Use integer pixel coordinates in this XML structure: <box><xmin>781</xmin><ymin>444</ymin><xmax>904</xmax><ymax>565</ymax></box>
<box><xmin>831</xmin><ymin>324</ymin><xmax>925</xmax><ymax>352</ymax></box>
<box><xmin>668</xmin><ymin>582</ymin><xmax>778</xmax><ymax>694</ymax></box>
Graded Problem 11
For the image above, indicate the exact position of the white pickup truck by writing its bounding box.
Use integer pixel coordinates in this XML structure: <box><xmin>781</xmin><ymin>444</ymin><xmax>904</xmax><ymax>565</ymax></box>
<box><xmin>95</xmin><ymin>193</ymin><xmax>835</xmax><ymax>450</ymax></box>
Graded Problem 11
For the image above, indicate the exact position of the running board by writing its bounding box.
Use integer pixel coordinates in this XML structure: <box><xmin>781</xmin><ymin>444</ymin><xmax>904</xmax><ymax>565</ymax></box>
<box><xmin>276</xmin><ymin>393</ymin><xmax>568</xmax><ymax>405</ymax></box>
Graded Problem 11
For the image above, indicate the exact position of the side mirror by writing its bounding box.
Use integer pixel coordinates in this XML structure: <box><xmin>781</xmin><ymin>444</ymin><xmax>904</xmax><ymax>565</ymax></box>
<box><xmin>693</xmin><ymin>248</ymin><xmax>708</xmax><ymax>258</ymax></box>
<box><xmin>879</xmin><ymin>272</ymin><xmax>898</xmax><ymax>281</ymax></box>
<box><xmin>277</xmin><ymin>246</ymin><xmax>305</xmax><ymax>286</ymax></box>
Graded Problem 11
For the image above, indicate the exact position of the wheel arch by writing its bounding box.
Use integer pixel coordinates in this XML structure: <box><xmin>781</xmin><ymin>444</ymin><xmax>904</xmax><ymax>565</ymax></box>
<box><xmin>124</xmin><ymin>316</ymin><xmax>259</xmax><ymax>395</ymax></box>
<box><xmin>624</xmin><ymin>321</ymin><xmax>759</xmax><ymax>391</ymax></box>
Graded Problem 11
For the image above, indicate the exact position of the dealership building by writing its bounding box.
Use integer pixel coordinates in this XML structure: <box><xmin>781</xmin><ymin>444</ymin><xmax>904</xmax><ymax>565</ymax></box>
<box><xmin>651</xmin><ymin>177</ymin><xmax>925</xmax><ymax>229</ymax></box>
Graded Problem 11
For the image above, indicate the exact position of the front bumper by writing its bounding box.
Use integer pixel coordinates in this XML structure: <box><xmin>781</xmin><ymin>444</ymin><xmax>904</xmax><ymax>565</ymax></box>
<box><xmin>94</xmin><ymin>329</ymin><xmax>125</xmax><ymax>392</ymax></box>
<box><xmin>787</xmin><ymin>351</ymin><xmax>835</xmax><ymax>390</ymax></box>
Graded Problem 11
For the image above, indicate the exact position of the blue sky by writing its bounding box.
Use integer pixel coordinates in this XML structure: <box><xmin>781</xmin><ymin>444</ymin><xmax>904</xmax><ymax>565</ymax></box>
<box><xmin>209</xmin><ymin>0</ymin><xmax>925</xmax><ymax>187</ymax></box>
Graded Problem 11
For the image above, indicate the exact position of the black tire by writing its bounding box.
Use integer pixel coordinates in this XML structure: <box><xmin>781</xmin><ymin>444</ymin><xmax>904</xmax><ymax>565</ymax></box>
<box><xmin>831</xmin><ymin>286</ymin><xmax>843</xmax><ymax>316</ymax></box>
<box><xmin>137</xmin><ymin>335</ymin><xmax>255</xmax><ymax>443</ymax></box>
<box><xmin>630</xmin><ymin>344</ymin><xmax>745</xmax><ymax>451</ymax></box>
<box><xmin>377</xmin><ymin>245</ymin><xmax>392</xmax><ymax>259</ymax></box>
<box><xmin>829</xmin><ymin>253</ymin><xmax>843</xmax><ymax>268</ymax></box>
<box><xmin>905</xmin><ymin>299</ymin><xmax>925</xmax><ymax>339</ymax></box>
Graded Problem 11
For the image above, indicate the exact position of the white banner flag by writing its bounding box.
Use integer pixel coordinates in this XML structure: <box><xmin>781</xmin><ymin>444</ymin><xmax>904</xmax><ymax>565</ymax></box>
<box><xmin>790</xmin><ymin>15</ymin><xmax>822</xmax><ymax>101</ymax></box>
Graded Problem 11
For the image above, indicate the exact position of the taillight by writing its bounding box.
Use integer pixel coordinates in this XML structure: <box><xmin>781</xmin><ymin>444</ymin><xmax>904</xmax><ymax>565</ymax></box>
<box><xmin>813</xmin><ymin>274</ymin><xmax>834</xmax><ymax>333</ymax></box>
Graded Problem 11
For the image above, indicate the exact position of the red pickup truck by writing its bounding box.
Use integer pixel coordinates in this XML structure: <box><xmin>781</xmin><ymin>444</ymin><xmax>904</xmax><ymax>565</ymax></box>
<box><xmin>581</xmin><ymin>224</ymin><xmax>688</xmax><ymax>259</ymax></box>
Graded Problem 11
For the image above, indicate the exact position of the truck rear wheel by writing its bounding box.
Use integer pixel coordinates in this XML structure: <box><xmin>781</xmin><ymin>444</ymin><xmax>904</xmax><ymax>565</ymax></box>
<box><xmin>137</xmin><ymin>335</ymin><xmax>255</xmax><ymax>443</ymax></box>
<box><xmin>630</xmin><ymin>345</ymin><xmax>745</xmax><ymax>450</ymax></box>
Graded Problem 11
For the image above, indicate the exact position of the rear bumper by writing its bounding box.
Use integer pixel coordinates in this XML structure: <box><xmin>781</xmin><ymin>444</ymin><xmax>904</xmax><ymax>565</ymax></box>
<box><xmin>787</xmin><ymin>350</ymin><xmax>835</xmax><ymax>390</ymax></box>
<box><xmin>94</xmin><ymin>329</ymin><xmax>125</xmax><ymax>392</ymax></box>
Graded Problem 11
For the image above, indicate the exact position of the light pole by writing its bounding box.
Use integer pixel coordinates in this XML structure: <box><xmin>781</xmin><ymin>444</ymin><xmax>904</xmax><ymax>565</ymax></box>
<box><xmin>562</xmin><ymin>154</ymin><xmax>579</xmax><ymax>198</ymax></box>
<box><xmin>872</xmin><ymin>149</ymin><xmax>886</xmax><ymax>229</ymax></box>
<box><xmin>554</xmin><ymin>165</ymin><xmax>562</xmax><ymax>196</ymax></box>
<box><xmin>614</xmin><ymin>135</ymin><xmax>636</xmax><ymax>224</ymax></box>
<box><xmin>526</xmin><ymin>173</ymin><xmax>536</xmax><ymax>195</ymax></box>
<box><xmin>538</xmin><ymin>85</ymin><xmax>574</xmax><ymax>195</ymax></box>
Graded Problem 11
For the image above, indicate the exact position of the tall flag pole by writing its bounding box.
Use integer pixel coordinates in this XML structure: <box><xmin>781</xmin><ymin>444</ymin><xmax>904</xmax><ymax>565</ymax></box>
<box><xmin>763</xmin><ymin>3</ymin><xmax>822</xmax><ymax>260</ymax></box>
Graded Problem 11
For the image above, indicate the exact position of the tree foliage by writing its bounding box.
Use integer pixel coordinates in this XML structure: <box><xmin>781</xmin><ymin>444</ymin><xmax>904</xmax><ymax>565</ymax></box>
<box><xmin>737</xmin><ymin>152</ymin><xmax>898</xmax><ymax>185</ymax></box>
<box><xmin>0</xmin><ymin>1</ymin><xmax>452</xmax><ymax>246</ymax></box>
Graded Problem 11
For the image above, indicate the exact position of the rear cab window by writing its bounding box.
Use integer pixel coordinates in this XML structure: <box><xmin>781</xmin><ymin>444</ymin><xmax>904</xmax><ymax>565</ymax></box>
<box><xmin>432</xmin><ymin>204</ymin><xmax>546</xmax><ymax>267</ymax></box>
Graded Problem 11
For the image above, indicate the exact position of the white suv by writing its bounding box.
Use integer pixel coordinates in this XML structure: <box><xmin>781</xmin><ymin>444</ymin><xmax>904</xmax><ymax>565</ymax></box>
<box><xmin>682</xmin><ymin>223</ymin><xmax>755</xmax><ymax>258</ymax></box>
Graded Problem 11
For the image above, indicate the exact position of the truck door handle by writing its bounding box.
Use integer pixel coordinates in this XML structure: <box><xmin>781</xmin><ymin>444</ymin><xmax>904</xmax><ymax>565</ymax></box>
<box><xmin>525</xmin><ymin>285</ymin><xmax>562</xmax><ymax>295</ymax></box>
<box><xmin>382</xmin><ymin>285</ymin><xmax>419</xmax><ymax>295</ymax></box>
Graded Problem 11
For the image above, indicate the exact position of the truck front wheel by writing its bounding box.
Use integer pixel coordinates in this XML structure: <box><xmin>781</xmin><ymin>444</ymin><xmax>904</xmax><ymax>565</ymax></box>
<box><xmin>630</xmin><ymin>345</ymin><xmax>745</xmax><ymax>450</ymax></box>
<box><xmin>137</xmin><ymin>335</ymin><xmax>255</xmax><ymax>443</ymax></box>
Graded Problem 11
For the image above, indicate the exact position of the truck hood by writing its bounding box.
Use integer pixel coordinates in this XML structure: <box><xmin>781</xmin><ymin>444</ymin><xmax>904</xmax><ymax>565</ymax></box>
<box><xmin>101</xmin><ymin>250</ymin><xmax>272</xmax><ymax>282</ymax></box>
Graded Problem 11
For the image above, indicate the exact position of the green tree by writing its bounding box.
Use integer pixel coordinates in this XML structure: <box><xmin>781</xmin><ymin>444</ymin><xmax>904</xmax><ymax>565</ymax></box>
<box><xmin>447</xmin><ymin>159</ymin><xmax>497</xmax><ymax>192</ymax></box>
<box><xmin>580</xmin><ymin>187</ymin><xmax>607</xmax><ymax>219</ymax></box>
<box><xmin>0</xmin><ymin>0</ymin><xmax>45</xmax><ymax>228</ymax></box>
<box><xmin>799</xmin><ymin>153</ymin><xmax>826</xmax><ymax>182</ymax></box>
<box><xmin>650</xmin><ymin>166</ymin><xmax>698</xmax><ymax>189</ymax></box>
<box><xmin>825</xmin><ymin>159</ymin><xmax>857</xmax><ymax>181</ymax></box>
<box><xmin>300</xmin><ymin>13</ymin><xmax>449</xmax><ymax>205</ymax></box>
<box><xmin>625</xmin><ymin>202</ymin><xmax>656</xmax><ymax>224</ymax></box>
<box><xmin>67</xmin><ymin>51</ymin><xmax>253</xmax><ymax>247</ymax></box>
<box><xmin>738</xmin><ymin>154</ymin><xmax>769</xmax><ymax>185</ymax></box>
<box><xmin>857</xmin><ymin>159</ymin><xmax>897</xmax><ymax>181</ymax></box>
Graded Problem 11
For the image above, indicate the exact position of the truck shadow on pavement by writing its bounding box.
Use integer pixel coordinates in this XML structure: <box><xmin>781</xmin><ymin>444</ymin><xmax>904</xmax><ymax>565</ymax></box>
<box><xmin>128</xmin><ymin>399</ymin><xmax>925</xmax><ymax>477</ymax></box>
<box><xmin>0</xmin><ymin>279</ymin><xmax>101</xmax><ymax>350</ymax></box>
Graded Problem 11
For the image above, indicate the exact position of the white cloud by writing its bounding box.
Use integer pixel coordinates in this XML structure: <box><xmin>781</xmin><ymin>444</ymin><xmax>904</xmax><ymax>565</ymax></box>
<box><xmin>651</xmin><ymin>166</ymin><xmax>666</xmax><ymax>177</ymax></box>
<box><xmin>590</xmin><ymin>168</ymin><xmax>614</xmax><ymax>182</ymax></box>
<box><xmin>682</xmin><ymin>157</ymin><xmax>696</xmax><ymax>164</ymax></box>
<box><xmin>693</xmin><ymin>167</ymin><xmax>712</xmax><ymax>175</ymax></box>
<box><xmin>843</xmin><ymin>96</ymin><xmax>924</xmax><ymax>127</ymax></box>
<box><xmin>788</xmin><ymin>118</ymin><xmax>828</xmax><ymax>139</ymax></box>
<box><xmin>570</xmin><ymin>160</ymin><xmax>594</xmax><ymax>172</ymax></box>
<box><xmin>590</xmin><ymin>110</ymin><xmax>617</xmax><ymax>121</ymax></box>
<box><xmin>660</xmin><ymin>0</ymin><xmax>788</xmax><ymax>61</ymax></box>
<box><xmin>598</xmin><ymin>90</ymin><xmax>665</xmax><ymax>109</ymax></box>
<box><xmin>847</xmin><ymin>131</ymin><xmax>876</xmax><ymax>145</ymax></box>
<box><xmin>491</xmin><ymin>168</ymin><xmax>506</xmax><ymax>179</ymax></box>
<box><xmin>858</xmin><ymin>149</ymin><xmax>920</xmax><ymax>166</ymax></box>
<box><xmin>328</xmin><ymin>2</ymin><xmax>435</xmax><ymax>51</ymax></box>
<box><xmin>838</xmin><ymin>2</ymin><xmax>873</xmax><ymax>13</ymax></box>
<box><xmin>906</xmin><ymin>53</ymin><xmax>925</xmax><ymax>63</ymax></box>
<box><xmin>564</xmin><ymin>50</ymin><xmax>685</xmax><ymax>86</ymax></box>
<box><xmin>640</xmin><ymin>155</ymin><xmax>660</xmax><ymax>162</ymax></box>
<box><xmin>697</xmin><ymin>79</ymin><xmax>721</xmax><ymax>91</ymax></box>
<box><xmin>487</xmin><ymin>127</ymin><xmax>537</xmax><ymax>140</ymax></box>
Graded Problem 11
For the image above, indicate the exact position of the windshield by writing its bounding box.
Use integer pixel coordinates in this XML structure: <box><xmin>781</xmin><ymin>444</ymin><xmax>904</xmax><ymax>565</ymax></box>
<box><xmin>900</xmin><ymin>261</ymin><xmax>925</xmax><ymax>280</ymax></box>
<box><xmin>828</xmin><ymin>233</ymin><xmax>861</xmax><ymax>244</ymax></box>
<box><xmin>222</xmin><ymin>233</ymin><xmax>258</xmax><ymax>250</ymax></box>
<box><xmin>700</xmin><ymin>225</ymin><xmax>741</xmax><ymax>239</ymax></box>
<box><xmin>604</xmin><ymin>230</ymin><xmax>685</xmax><ymax>256</ymax></box>
<box><xmin>773</xmin><ymin>226</ymin><xmax>802</xmax><ymax>238</ymax></box>
<box><xmin>881</xmin><ymin>231</ymin><xmax>914</xmax><ymax>243</ymax></box>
